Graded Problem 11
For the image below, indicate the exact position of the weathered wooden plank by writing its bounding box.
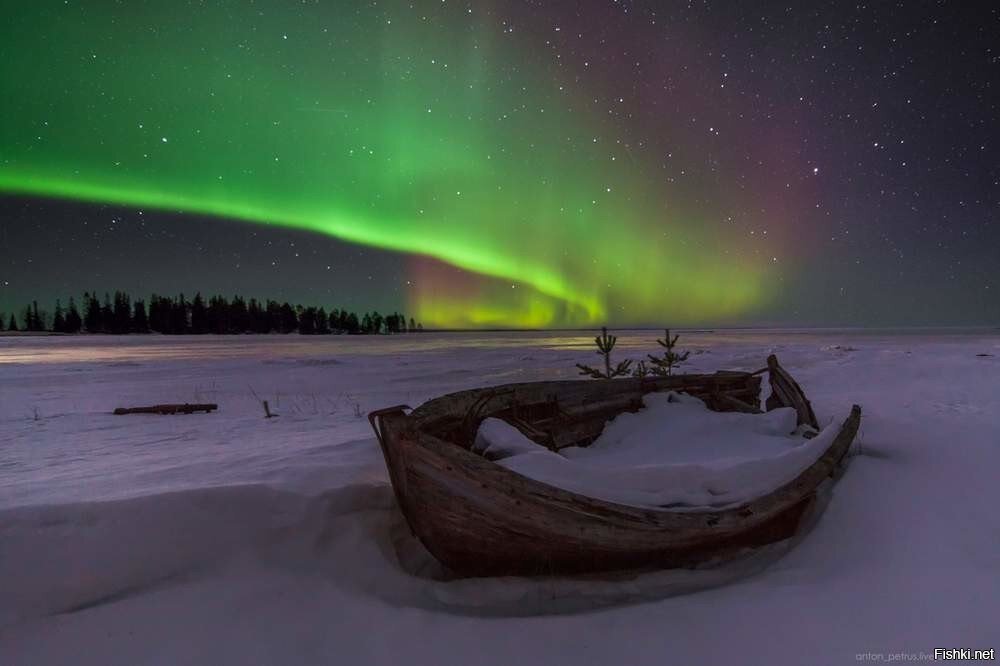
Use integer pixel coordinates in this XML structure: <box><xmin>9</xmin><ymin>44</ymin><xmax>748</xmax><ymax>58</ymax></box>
<box><xmin>765</xmin><ymin>355</ymin><xmax>819</xmax><ymax>429</ymax></box>
<box><xmin>714</xmin><ymin>393</ymin><xmax>764</xmax><ymax>414</ymax></box>
<box><xmin>113</xmin><ymin>403</ymin><xmax>218</xmax><ymax>415</ymax></box>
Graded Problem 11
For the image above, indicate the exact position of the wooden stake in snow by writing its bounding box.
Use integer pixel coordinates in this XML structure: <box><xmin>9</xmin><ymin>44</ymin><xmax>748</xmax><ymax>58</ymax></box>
<box><xmin>113</xmin><ymin>403</ymin><xmax>218</xmax><ymax>415</ymax></box>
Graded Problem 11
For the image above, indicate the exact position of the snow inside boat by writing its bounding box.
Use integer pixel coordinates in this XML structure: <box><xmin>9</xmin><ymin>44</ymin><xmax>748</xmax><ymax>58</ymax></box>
<box><xmin>369</xmin><ymin>356</ymin><xmax>862</xmax><ymax>576</ymax></box>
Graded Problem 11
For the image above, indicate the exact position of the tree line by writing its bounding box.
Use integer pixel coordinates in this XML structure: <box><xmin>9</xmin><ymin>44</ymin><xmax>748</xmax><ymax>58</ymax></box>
<box><xmin>0</xmin><ymin>292</ymin><xmax>424</xmax><ymax>335</ymax></box>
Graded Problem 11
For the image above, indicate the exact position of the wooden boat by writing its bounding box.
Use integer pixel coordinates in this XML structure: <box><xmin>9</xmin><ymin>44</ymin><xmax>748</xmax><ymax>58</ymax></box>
<box><xmin>368</xmin><ymin>356</ymin><xmax>861</xmax><ymax>577</ymax></box>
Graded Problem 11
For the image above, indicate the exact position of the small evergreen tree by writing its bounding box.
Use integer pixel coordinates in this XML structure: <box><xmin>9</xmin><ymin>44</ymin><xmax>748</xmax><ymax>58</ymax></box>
<box><xmin>631</xmin><ymin>359</ymin><xmax>652</xmax><ymax>379</ymax></box>
<box><xmin>7</xmin><ymin>313</ymin><xmax>17</xmax><ymax>331</ymax></box>
<box><xmin>647</xmin><ymin>328</ymin><xmax>690</xmax><ymax>376</ymax></box>
<box><xmin>577</xmin><ymin>327</ymin><xmax>633</xmax><ymax>379</ymax></box>
<box><xmin>0</xmin><ymin>312</ymin><xmax>5</xmax><ymax>332</ymax></box>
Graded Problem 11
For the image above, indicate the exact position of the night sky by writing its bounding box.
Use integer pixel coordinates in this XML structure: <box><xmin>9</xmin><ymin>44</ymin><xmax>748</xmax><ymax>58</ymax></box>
<box><xmin>1</xmin><ymin>1</ymin><xmax>997</xmax><ymax>327</ymax></box>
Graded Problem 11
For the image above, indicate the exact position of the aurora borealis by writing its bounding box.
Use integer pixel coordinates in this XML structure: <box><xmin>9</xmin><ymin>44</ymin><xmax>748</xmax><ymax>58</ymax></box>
<box><xmin>1</xmin><ymin>1</ymin><xmax>998</xmax><ymax>326</ymax></box>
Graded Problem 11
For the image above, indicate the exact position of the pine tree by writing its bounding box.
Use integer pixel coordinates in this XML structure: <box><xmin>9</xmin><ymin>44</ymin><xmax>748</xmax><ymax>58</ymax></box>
<box><xmin>65</xmin><ymin>297</ymin><xmax>82</xmax><ymax>333</ymax></box>
<box><xmin>22</xmin><ymin>305</ymin><xmax>35</xmax><ymax>331</ymax></box>
<box><xmin>190</xmin><ymin>293</ymin><xmax>208</xmax><ymax>334</ymax></box>
<box><xmin>206</xmin><ymin>295</ymin><xmax>227</xmax><ymax>334</ymax></box>
<box><xmin>7</xmin><ymin>313</ymin><xmax>17</xmax><ymax>331</ymax></box>
<box><xmin>279</xmin><ymin>302</ymin><xmax>297</xmax><ymax>333</ymax></box>
<box><xmin>316</xmin><ymin>307</ymin><xmax>329</xmax><ymax>334</ymax></box>
<box><xmin>52</xmin><ymin>300</ymin><xmax>66</xmax><ymax>333</ymax></box>
<box><xmin>298</xmin><ymin>306</ymin><xmax>317</xmax><ymax>334</ymax></box>
<box><xmin>112</xmin><ymin>291</ymin><xmax>132</xmax><ymax>334</ymax></box>
<box><xmin>148</xmin><ymin>294</ymin><xmax>169</xmax><ymax>333</ymax></box>
<box><xmin>83</xmin><ymin>292</ymin><xmax>101</xmax><ymax>332</ymax></box>
<box><xmin>0</xmin><ymin>312</ymin><xmax>5</xmax><ymax>332</ymax></box>
<box><xmin>576</xmin><ymin>327</ymin><xmax>633</xmax><ymax>379</ymax></box>
<box><xmin>132</xmin><ymin>300</ymin><xmax>149</xmax><ymax>333</ymax></box>
<box><xmin>170</xmin><ymin>294</ymin><xmax>189</xmax><ymax>334</ymax></box>
<box><xmin>647</xmin><ymin>329</ymin><xmax>690</xmax><ymax>376</ymax></box>
<box><xmin>229</xmin><ymin>295</ymin><xmax>249</xmax><ymax>333</ymax></box>
<box><xmin>409</xmin><ymin>317</ymin><xmax>416</xmax><ymax>333</ymax></box>
<box><xmin>100</xmin><ymin>293</ymin><xmax>114</xmax><ymax>333</ymax></box>
<box><xmin>266</xmin><ymin>300</ymin><xmax>282</xmax><ymax>333</ymax></box>
<box><xmin>248</xmin><ymin>298</ymin><xmax>268</xmax><ymax>333</ymax></box>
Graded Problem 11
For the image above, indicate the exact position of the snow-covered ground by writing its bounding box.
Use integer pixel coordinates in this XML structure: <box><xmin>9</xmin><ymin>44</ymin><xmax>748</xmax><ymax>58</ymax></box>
<box><xmin>1</xmin><ymin>330</ymin><xmax>998</xmax><ymax>664</ymax></box>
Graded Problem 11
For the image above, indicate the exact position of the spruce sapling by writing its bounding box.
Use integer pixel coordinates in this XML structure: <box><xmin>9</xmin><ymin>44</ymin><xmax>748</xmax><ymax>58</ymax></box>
<box><xmin>577</xmin><ymin>327</ymin><xmax>633</xmax><ymax>379</ymax></box>
<box><xmin>631</xmin><ymin>359</ymin><xmax>652</xmax><ymax>379</ymax></box>
<box><xmin>648</xmin><ymin>328</ymin><xmax>690</xmax><ymax>376</ymax></box>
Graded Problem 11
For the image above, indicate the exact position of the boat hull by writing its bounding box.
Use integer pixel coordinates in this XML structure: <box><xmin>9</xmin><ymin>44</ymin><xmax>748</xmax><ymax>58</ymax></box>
<box><xmin>372</xmin><ymin>374</ymin><xmax>861</xmax><ymax>576</ymax></box>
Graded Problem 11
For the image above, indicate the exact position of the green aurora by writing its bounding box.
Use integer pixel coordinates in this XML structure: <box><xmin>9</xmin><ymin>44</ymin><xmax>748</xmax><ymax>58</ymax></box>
<box><xmin>0</xmin><ymin>1</ymin><xmax>770</xmax><ymax>327</ymax></box>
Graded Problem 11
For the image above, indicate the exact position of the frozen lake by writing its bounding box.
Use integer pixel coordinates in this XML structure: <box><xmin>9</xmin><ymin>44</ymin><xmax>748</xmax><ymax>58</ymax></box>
<box><xmin>1</xmin><ymin>329</ymin><xmax>998</xmax><ymax>664</ymax></box>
